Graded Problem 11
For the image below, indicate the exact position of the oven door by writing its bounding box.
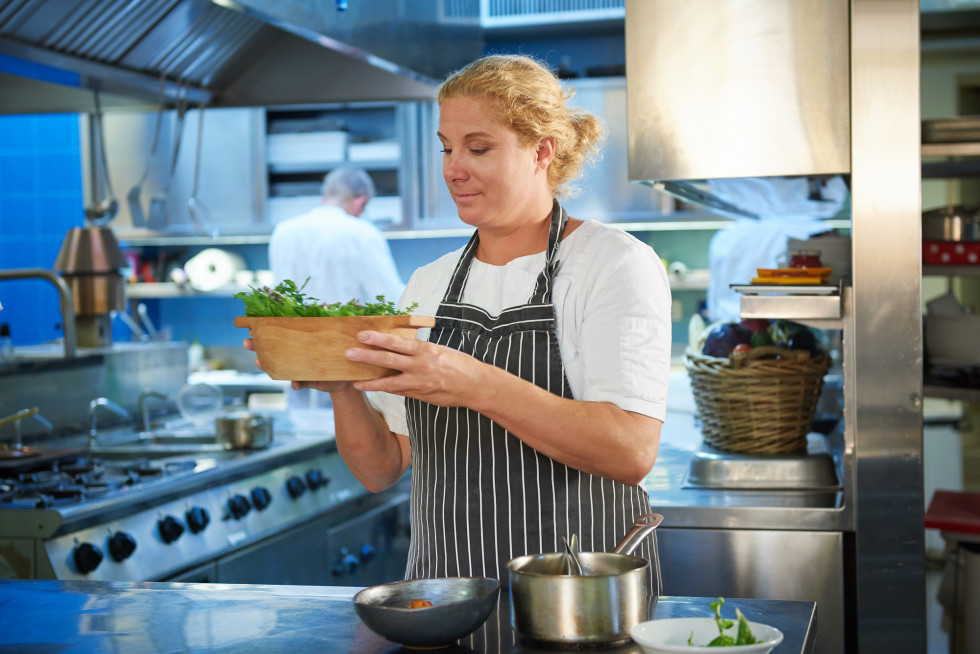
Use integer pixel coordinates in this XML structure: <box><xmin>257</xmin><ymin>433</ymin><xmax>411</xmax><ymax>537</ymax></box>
<box><xmin>211</xmin><ymin>489</ymin><xmax>410</xmax><ymax>587</ymax></box>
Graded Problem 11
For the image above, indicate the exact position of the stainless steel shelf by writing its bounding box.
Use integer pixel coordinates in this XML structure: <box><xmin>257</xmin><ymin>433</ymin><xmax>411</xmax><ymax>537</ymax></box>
<box><xmin>923</xmin><ymin>264</ymin><xmax>980</xmax><ymax>277</ymax></box>
<box><xmin>127</xmin><ymin>276</ymin><xmax>709</xmax><ymax>299</ymax></box>
<box><xmin>922</xmin><ymin>142</ymin><xmax>980</xmax><ymax>157</ymax></box>
<box><xmin>116</xmin><ymin>234</ymin><xmax>271</xmax><ymax>247</ymax></box>
<box><xmin>735</xmin><ymin>285</ymin><xmax>844</xmax><ymax>325</ymax></box>
<box><xmin>268</xmin><ymin>158</ymin><xmax>399</xmax><ymax>174</ymax></box>
<box><xmin>117</xmin><ymin>216</ymin><xmax>851</xmax><ymax>247</ymax></box>
<box><xmin>923</xmin><ymin>384</ymin><xmax>980</xmax><ymax>402</ymax></box>
<box><xmin>126</xmin><ymin>283</ymin><xmax>247</xmax><ymax>299</ymax></box>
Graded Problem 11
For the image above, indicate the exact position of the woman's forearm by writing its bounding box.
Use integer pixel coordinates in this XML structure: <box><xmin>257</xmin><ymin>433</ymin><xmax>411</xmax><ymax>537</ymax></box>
<box><xmin>330</xmin><ymin>387</ymin><xmax>411</xmax><ymax>492</ymax></box>
<box><xmin>468</xmin><ymin>365</ymin><xmax>661</xmax><ymax>486</ymax></box>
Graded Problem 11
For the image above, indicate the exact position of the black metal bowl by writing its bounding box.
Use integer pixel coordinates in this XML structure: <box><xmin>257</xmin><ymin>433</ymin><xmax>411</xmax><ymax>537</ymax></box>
<box><xmin>353</xmin><ymin>576</ymin><xmax>500</xmax><ymax>648</ymax></box>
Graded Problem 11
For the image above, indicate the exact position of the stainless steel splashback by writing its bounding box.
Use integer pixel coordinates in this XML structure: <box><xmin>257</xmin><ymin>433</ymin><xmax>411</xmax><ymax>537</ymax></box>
<box><xmin>624</xmin><ymin>0</ymin><xmax>850</xmax><ymax>183</ymax></box>
<box><xmin>0</xmin><ymin>342</ymin><xmax>188</xmax><ymax>440</ymax></box>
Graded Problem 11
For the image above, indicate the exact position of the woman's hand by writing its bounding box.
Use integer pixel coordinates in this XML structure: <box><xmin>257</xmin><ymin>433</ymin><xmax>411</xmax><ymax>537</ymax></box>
<box><xmin>347</xmin><ymin>330</ymin><xmax>491</xmax><ymax>409</ymax></box>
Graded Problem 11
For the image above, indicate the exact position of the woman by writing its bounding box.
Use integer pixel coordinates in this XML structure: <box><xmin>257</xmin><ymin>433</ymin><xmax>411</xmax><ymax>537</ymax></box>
<box><xmin>245</xmin><ymin>54</ymin><xmax>671</xmax><ymax>588</ymax></box>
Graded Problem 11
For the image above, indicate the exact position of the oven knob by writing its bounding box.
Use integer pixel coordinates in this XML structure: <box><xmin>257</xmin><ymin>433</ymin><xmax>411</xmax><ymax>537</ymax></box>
<box><xmin>158</xmin><ymin>515</ymin><xmax>185</xmax><ymax>543</ymax></box>
<box><xmin>286</xmin><ymin>476</ymin><xmax>307</xmax><ymax>499</ymax></box>
<box><xmin>251</xmin><ymin>486</ymin><xmax>272</xmax><ymax>511</ymax></box>
<box><xmin>186</xmin><ymin>506</ymin><xmax>210</xmax><ymax>533</ymax></box>
<box><xmin>228</xmin><ymin>494</ymin><xmax>251</xmax><ymax>520</ymax></box>
<box><xmin>305</xmin><ymin>469</ymin><xmax>329</xmax><ymax>490</ymax></box>
<box><xmin>73</xmin><ymin>542</ymin><xmax>103</xmax><ymax>574</ymax></box>
<box><xmin>332</xmin><ymin>547</ymin><xmax>360</xmax><ymax>577</ymax></box>
<box><xmin>358</xmin><ymin>544</ymin><xmax>375</xmax><ymax>563</ymax></box>
<box><xmin>108</xmin><ymin>531</ymin><xmax>137</xmax><ymax>562</ymax></box>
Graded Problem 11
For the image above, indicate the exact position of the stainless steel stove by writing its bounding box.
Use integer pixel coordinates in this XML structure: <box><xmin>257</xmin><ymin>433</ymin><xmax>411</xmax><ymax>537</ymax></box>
<box><xmin>0</xmin><ymin>432</ymin><xmax>410</xmax><ymax>586</ymax></box>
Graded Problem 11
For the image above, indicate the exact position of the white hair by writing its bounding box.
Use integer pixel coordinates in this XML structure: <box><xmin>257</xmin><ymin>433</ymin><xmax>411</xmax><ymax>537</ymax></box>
<box><xmin>321</xmin><ymin>165</ymin><xmax>375</xmax><ymax>203</ymax></box>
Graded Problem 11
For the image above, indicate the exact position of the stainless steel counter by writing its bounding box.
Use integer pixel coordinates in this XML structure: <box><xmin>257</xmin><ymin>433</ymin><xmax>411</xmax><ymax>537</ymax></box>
<box><xmin>0</xmin><ymin>580</ymin><xmax>817</xmax><ymax>653</ymax></box>
<box><xmin>647</xmin><ymin>373</ymin><xmax>848</xmax><ymax>654</ymax></box>
<box><xmin>646</xmin><ymin>373</ymin><xmax>847</xmax><ymax>532</ymax></box>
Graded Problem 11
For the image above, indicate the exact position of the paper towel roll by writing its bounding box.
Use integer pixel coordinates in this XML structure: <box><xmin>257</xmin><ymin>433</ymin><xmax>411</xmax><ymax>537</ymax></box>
<box><xmin>184</xmin><ymin>248</ymin><xmax>247</xmax><ymax>292</ymax></box>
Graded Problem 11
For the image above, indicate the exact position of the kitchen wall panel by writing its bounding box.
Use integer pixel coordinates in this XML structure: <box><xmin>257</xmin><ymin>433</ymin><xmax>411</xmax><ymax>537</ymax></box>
<box><xmin>0</xmin><ymin>113</ymin><xmax>85</xmax><ymax>346</ymax></box>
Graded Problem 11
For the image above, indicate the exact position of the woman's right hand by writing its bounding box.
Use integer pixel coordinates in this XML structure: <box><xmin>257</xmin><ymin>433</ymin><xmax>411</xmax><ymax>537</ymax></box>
<box><xmin>242</xmin><ymin>336</ymin><xmax>353</xmax><ymax>394</ymax></box>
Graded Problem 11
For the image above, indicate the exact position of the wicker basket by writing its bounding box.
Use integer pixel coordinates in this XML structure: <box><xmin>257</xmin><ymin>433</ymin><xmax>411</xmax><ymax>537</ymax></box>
<box><xmin>685</xmin><ymin>345</ymin><xmax>832</xmax><ymax>455</ymax></box>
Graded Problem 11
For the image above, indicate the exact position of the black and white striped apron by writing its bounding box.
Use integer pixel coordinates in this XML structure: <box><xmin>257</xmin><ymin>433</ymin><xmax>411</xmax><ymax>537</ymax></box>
<box><xmin>403</xmin><ymin>200</ymin><xmax>661</xmax><ymax>596</ymax></box>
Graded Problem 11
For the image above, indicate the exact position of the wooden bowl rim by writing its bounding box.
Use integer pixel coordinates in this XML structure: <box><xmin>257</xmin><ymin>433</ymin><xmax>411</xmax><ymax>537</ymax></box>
<box><xmin>234</xmin><ymin>315</ymin><xmax>435</xmax><ymax>329</ymax></box>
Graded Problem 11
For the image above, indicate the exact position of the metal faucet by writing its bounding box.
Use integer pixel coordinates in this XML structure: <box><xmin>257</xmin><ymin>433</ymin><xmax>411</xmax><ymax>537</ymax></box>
<box><xmin>88</xmin><ymin>397</ymin><xmax>130</xmax><ymax>448</ymax></box>
<box><xmin>137</xmin><ymin>390</ymin><xmax>168</xmax><ymax>433</ymax></box>
<box><xmin>0</xmin><ymin>268</ymin><xmax>76</xmax><ymax>358</ymax></box>
<box><xmin>0</xmin><ymin>407</ymin><xmax>52</xmax><ymax>451</ymax></box>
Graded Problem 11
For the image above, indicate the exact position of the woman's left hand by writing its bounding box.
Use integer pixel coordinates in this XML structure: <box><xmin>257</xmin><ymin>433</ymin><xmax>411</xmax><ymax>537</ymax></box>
<box><xmin>348</xmin><ymin>330</ymin><xmax>490</xmax><ymax>408</ymax></box>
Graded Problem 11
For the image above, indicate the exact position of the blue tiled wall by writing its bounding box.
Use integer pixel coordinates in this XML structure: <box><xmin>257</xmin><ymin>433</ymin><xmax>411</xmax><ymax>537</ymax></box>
<box><xmin>0</xmin><ymin>113</ymin><xmax>84</xmax><ymax>346</ymax></box>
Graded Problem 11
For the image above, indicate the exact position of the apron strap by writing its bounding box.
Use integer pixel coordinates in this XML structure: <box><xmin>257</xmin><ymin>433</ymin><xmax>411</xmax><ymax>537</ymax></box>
<box><xmin>440</xmin><ymin>199</ymin><xmax>567</xmax><ymax>307</ymax></box>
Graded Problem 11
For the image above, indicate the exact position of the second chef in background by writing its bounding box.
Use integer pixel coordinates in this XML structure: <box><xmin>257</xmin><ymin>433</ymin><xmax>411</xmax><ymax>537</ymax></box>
<box><xmin>250</xmin><ymin>55</ymin><xmax>672</xmax><ymax>587</ymax></box>
<box><xmin>269</xmin><ymin>164</ymin><xmax>405</xmax><ymax>410</ymax></box>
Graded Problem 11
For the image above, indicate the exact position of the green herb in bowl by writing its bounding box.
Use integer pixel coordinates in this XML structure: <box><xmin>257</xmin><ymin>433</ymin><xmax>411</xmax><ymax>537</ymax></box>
<box><xmin>688</xmin><ymin>597</ymin><xmax>757</xmax><ymax>647</ymax></box>
<box><xmin>234</xmin><ymin>278</ymin><xmax>417</xmax><ymax>317</ymax></box>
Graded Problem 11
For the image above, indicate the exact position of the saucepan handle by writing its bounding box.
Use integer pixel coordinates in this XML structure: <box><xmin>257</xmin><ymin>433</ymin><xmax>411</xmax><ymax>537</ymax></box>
<box><xmin>612</xmin><ymin>513</ymin><xmax>664</xmax><ymax>555</ymax></box>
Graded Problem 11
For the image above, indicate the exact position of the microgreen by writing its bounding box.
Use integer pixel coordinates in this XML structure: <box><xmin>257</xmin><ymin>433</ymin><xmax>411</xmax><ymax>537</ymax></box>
<box><xmin>234</xmin><ymin>278</ymin><xmax>417</xmax><ymax>318</ymax></box>
<box><xmin>686</xmin><ymin>597</ymin><xmax>758</xmax><ymax>647</ymax></box>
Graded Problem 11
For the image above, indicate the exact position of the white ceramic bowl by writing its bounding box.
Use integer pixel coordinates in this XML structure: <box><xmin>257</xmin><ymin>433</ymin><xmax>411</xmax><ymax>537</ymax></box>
<box><xmin>631</xmin><ymin>617</ymin><xmax>784</xmax><ymax>653</ymax></box>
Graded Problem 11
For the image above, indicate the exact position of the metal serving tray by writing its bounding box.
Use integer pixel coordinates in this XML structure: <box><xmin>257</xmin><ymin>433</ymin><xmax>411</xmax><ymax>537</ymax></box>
<box><xmin>685</xmin><ymin>442</ymin><xmax>841</xmax><ymax>491</ymax></box>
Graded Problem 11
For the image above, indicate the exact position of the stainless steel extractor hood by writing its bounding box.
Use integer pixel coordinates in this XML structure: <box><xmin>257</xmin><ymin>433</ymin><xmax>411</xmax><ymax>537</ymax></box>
<box><xmin>0</xmin><ymin>0</ymin><xmax>482</xmax><ymax>113</ymax></box>
<box><xmin>624</xmin><ymin>0</ymin><xmax>851</xmax><ymax>218</ymax></box>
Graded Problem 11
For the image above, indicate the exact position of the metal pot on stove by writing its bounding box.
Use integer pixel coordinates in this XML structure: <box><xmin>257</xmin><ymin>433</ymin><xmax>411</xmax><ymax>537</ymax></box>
<box><xmin>215</xmin><ymin>412</ymin><xmax>273</xmax><ymax>450</ymax></box>
<box><xmin>506</xmin><ymin>513</ymin><xmax>663</xmax><ymax>646</ymax></box>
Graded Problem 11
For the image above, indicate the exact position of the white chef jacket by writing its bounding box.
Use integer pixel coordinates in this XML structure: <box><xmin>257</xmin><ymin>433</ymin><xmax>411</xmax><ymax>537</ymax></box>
<box><xmin>369</xmin><ymin>219</ymin><xmax>672</xmax><ymax>436</ymax></box>
<box><xmin>270</xmin><ymin>204</ymin><xmax>405</xmax><ymax>411</ymax></box>
<box><xmin>268</xmin><ymin>205</ymin><xmax>404</xmax><ymax>305</ymax></box>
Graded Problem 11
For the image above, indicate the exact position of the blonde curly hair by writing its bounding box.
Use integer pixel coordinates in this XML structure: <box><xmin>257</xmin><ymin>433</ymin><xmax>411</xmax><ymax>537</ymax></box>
<box><xmin>438</xmin><ymin>54</ymin><xmax>604</xmax><ymax>198</ymax></box>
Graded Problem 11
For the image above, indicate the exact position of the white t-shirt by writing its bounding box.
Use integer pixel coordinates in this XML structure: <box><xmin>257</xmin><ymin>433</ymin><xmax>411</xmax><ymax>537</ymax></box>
<box><xmin>268</xmin><ymin>205</ymin><xmax>405</xmax><ymax>305</ymax></box>
<box><xmin>369</xmin><ymin>219</ymin><xmax>672</xmax><ymax>435</ymax></box>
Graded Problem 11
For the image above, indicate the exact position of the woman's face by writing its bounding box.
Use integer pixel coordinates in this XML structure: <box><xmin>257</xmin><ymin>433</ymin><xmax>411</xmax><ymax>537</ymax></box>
<box><xmin>438</xmin><ymin>95</ymin><xmax>551</xmax><ymax>229</ymax></box>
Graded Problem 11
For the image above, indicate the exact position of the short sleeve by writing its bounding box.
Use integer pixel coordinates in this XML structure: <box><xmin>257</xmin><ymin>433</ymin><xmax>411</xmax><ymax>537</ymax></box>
<box><xmin>557</xmin><ymin>227</ymin><xmax>672</xmax><ymax>421</ymax></box>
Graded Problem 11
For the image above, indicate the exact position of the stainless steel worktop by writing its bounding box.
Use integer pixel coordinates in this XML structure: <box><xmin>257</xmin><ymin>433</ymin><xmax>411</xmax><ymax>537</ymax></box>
<box><xmin>0</xmin><ymin>580</ymin><xmax>818</xmax><ymax>653</ymax></box>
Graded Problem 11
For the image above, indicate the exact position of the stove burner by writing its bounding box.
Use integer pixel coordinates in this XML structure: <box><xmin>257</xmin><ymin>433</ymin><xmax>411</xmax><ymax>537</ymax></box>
<box><xmin>1</xmin><ymin>454</ymin><xmax>206</xmax><ymax>509</ymax></box>
<box><xmin>58</xmin><ymin>459</ymin><xmax>103</xmax><ymax>477</ymax></box>
<box><xmin>43</xmin><ymin>487</ymin><xmax>84</xmax><ymax>500</ymax></box>
<box><xmin>126</xmin><ymin>462</ymin><xmax>164</xmax><ymax>478</ymax></box>
<box><xmin>33</xmin><ymin>485</ymin><xmax>87</xmax><ymax>508</ymax></box>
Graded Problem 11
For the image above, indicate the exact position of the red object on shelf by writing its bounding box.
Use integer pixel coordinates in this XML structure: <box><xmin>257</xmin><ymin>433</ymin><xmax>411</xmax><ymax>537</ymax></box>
<box><xmin>923</xmin><ymin>241</ymin><xmax>980</xmax><ymax>265</ymax></box>
<box><xmin>925</xmin><ymin>490</ymin><xmax>980</xmax><ymax>535</ymax></box>
<box><xmin>140</xmin><ymin>261</ymin><xmax>156</xmax><ymax>283</ymax></box>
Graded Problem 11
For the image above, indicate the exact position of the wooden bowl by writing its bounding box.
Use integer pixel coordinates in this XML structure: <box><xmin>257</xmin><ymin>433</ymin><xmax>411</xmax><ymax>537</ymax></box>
<box><xmin>234</xmin><ymin>315</ymin><xmax>435</xmax><ymax>381</ymax></box>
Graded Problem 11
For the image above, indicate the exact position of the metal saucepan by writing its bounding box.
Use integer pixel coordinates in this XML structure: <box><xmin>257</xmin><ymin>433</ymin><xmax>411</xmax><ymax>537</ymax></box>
<box><xmin>215</xmin><ymin>412</ymin><xmax>273</xmax><ymax>450</ymax></box>
<box><xmin>506</xmin><ymin>513</ymin><xmax>663</xmax><ymax>646</ymax></box>
<box><xmin>923</xmin><ymin>205</ymin><xmax>980</xmax><ymax>242</ymax></box>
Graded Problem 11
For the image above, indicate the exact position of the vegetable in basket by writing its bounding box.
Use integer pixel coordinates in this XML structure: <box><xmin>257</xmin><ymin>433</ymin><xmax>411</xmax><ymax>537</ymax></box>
<box><xmin>700</xmin><ymin>319</ymin><xmax>822</xmax><ymax>359</ymax></box>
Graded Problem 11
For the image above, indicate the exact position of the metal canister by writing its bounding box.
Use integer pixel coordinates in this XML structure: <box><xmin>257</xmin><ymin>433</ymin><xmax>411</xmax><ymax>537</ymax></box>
<box><xmin>215</xmin><ymin>412</ymin><xmax>273</xmax><ymax>450</ymax></box>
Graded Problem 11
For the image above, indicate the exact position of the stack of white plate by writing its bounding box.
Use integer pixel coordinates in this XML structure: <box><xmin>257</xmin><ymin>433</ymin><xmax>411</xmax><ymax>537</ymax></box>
<box><xmin>788</xmin><ymin>234</ymin><xmax>852</xmax><ymax>285</ymax></box>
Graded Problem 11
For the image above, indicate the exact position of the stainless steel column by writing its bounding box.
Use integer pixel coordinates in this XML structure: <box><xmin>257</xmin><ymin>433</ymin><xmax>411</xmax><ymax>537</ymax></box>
<box><xmin>850</xmin><ymin>0</ymin><xmax>925</xmax><ymax>651</ymax></box>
